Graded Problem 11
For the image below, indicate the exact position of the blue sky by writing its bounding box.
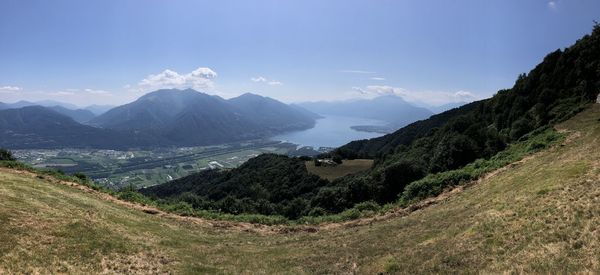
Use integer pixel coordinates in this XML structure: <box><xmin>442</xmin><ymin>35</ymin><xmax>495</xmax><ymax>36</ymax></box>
<box><xmin>0</xmin><ymin>0</ymin><xmax>599</xmax><ymax>107</ymax></box>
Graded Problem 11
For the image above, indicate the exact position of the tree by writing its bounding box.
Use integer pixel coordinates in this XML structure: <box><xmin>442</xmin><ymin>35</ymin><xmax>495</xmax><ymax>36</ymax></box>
<box><xmin>72</xmin><ymin>172</ymin><xmax>89</xmax><ymax>182</ymax></box>
<box><xmin>379</xmin><ymin>160</ymin><xmax>425</xmax><ymax>203</ymax></box>
<box><xmin>314</xmin><ymin>158</ymin><xmax>321</xmax><ymax>167</ymax></box>
<box><xmin>510</xmin><ymin>117</ymin><xmax>535</xmax><ymax>140</ymax></box>
<box><xmin>0</xmin><ymin>149</ymin><xmax>16</xmax><ymax>161</ymax></box>
<box><xmin>332</xmin><ymin>155</ymin><xmax>343</xmax><ymax>164</ymax></box>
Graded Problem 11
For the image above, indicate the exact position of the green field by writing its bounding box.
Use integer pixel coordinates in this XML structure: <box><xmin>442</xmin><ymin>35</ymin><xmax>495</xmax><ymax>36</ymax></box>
<box><xmin>1</xmin><ymin>105</ymin><xmax>599</xmax><ymax>273</ymax></box>
<box><xmin>305</xmin><ymin>159</ymin><xmax>374</xmax><ymax>181</ymax></box>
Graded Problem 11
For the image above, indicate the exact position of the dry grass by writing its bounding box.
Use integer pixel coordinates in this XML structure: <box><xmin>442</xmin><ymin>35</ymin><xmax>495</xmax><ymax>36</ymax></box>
<box><xmin>305</xmin><ymin>159</ymin><xmax>373</xmax><ymax>181</ymax></box>
<box><xmin>1</xmin><ymin>105</ymin><xmax>599</xmax><ymax>274</ymax></box>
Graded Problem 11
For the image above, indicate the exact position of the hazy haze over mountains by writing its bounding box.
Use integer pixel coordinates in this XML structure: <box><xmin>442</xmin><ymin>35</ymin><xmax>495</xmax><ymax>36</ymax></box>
<box><xmin>297</xmin><ymin>95</ymin><xmax>434</xmax><ymax>131</ymax></box>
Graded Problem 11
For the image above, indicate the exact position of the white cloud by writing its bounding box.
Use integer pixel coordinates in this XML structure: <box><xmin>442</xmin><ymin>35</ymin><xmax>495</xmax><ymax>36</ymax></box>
<box><xmin>138</xmin><ymin>67</ymin><xmax>217</xmax><ymax>91</ymax></box>
<box><xmin>84</xmin><ymin>88</ymin><xmax>111</xmax><ymax>95</ymax></box>
<box><xmin>340</xmin><ymin>70</ymin><xmax>376</xmax><ymax>74</ymax></box>
<box><xmin>251</xmin><ymin>76</ymin><xmax>267</xmax><ymax>82</ymax></box>
<box><xmin>370</xmin><ymin>77</ymin><xmax>386</xmax><ymax>81</ymax></box>
<box><xmin>351</xmin><ymin>85</ymin><xmax>478</xmax><ymax>106</ymax></box>
<box><xmin>251</xmin><ymin>76</ymin><xmax>283</xmax><ymax>86</ymax></box>
<box><xmin>49</xmin><ymin>91</ymin><xmax>75</xmax><ymax>96</ymax></box>
<box><xmin>548</xmin><ymin>1</ymin><xmax>557</xmax><ymax>10</ymax></box>
<box><xmin>0</xmin><ymin>86</ymin><xmax>22</xmax><ymax>93</ymax></box>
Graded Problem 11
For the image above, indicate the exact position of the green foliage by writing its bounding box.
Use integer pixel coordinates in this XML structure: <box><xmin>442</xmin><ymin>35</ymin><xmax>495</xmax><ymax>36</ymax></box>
<box><xmin>354</xmin><ymin>200</ymin><xmax>381</xmax><ymax>212</ymax></box>
<box><xmin>72</xmin><ymin>172</ymin><xmax>89</xmax><ymax>182</ymax></box>
<box><xmin>0</xmin><ymin>149</ymin><xmax>16</xmax><ymax>161</ymax></box>
<box><xmin>0</xmin><ymin>160</ymin><xmax>30</xmax><ymax>170</ymax></box>
<box><xmin>117</xmin><ymin>186</ymin><xmax>155</xmax><ymax>206</ymax></box>
<box><xmin>384</xmin><ymin>257</ymin><xmax>401</xmax><ymax>273</ymax></box>
<box><xmin>332</xmin><ymin>155</ymin><xmax>343</xmax><ymax>164</ymax></box>
<box><xmin>398</xmin><ymin>128</ymin><xmax>564</xmax><ymax>204</ymax></box>
<box><xmin>141</xmin><ymin>154</ymin><xmax>330</xmax><ymax>219</ymax></box>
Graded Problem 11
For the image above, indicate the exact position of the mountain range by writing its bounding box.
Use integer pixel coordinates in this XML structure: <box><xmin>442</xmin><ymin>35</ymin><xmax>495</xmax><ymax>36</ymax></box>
<box><xmin>0</xmin><ymin>89</ymin><xmax>319</xmax><ymax>149</ymax></box>
<box><xmin>0</xmin><ymin>100</ymin><xmax>98</xmax><ymax>123</ymax></box>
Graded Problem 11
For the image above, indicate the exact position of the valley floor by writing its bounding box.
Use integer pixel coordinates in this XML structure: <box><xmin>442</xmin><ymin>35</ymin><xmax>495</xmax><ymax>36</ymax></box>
<box><xmin>1</xmin><ymin>105</ymin><xmax>599</xmax><ymax>274</ymax></box>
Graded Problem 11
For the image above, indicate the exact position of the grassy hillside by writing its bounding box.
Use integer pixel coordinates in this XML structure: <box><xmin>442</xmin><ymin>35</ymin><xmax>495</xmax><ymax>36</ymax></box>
<box><xmin>305</xmin><ymin>159</ymin><xmax>373</xmax><ymax>181</ymax></box>
<box><xmin>1</xmin><ymin>105</ymin><xmax>599</xmax><ymax>273</ymax></box>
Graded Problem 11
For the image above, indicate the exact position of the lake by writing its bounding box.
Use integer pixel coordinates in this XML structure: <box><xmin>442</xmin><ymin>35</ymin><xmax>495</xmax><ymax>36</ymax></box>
<box><xmin>271</xmin><ymin>115</ymin><xmax>387</xmax><ymax>149</ymax></box>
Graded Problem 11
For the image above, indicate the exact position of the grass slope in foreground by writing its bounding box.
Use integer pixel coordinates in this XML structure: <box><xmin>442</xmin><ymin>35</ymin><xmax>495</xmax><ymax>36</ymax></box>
<box><xmin>1</xmin><ymin>105</ymin><xmax>600</xmax><ymax>274</ymax></box>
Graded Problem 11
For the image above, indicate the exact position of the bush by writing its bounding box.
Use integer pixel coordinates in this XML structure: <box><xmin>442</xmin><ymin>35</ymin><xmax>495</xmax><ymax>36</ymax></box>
<box><xmin>117</xmin><ymin>186</ymin><xmax>155</xmax><ymax>206</ymax></box>
<box><xmin>159</xmin><ymin>201</ymin><xmax>195</xmax><ymax>216</ymax></box>
<box><xmin>332</xmin><ymin>155</ymin><xmax>343</xmax><ymax>164</ymax></box>
<box><xmin>0</xmin><ymin>160</ymin><xmax>30</xmax><ymax>170</ymax></box>
<box><xmin>353</xmin><ymin>200</ymin><xmax>381</xmax><ymax>212</ymax></box>
<box><xmin>307</xmin><ymin>207</ymin><xmax>328</xmax><ymax>217</ymax></box>
<box><xmin>0</xmin><ymin>149</ymin><xmax>16</xmax><ymax>161</ymax></box>
<box><xmin>72</xmin><ymin>172</ymin><xmax>90</xmax><ymax>183</ymax></box>
<box><xmin>527</xmin><ymin>141</ymin><xmax>547</xmax><ymax>152</ymax></box>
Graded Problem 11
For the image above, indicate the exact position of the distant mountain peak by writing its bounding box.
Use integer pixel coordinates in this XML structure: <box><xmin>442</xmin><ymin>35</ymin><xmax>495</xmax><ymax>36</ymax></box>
<box><xmin>238</xmin><ymin>92</ymin><xmax>263</xmax><ymax>98</ymax></box>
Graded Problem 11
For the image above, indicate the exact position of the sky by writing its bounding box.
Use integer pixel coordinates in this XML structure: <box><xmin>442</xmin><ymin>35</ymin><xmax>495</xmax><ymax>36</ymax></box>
<box><xmin>0</xmin><ymin>0</ymin><xmax>599</xmax><ymax>107</ymax></box>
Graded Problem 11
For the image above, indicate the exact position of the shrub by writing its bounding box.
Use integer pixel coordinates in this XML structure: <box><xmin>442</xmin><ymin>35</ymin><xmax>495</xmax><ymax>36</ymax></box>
<box><xmin>117</xmin><ymin>186</ymin><xmax>155</xmax><ymax>206</ymax></box>
<box><xmin>354</xmin><ymin>200</ymin><xmax>381</xmax><ymax>212</ymax></box>
<box><xmin>307</xmin><ymin>207</ymin><xmax>328</xmax><ymax>217</ymax></box>
<box><xmin>159</xmin><ymin>201</ymin><xmax>195</xmax><ymax>216</ymax></box>
<box><xmin>72</xmin><ymin>172</ymin><xmax>90</xmax><ymax>183</ymax></box>
<box><xmin>0</xmin><ymin>149</ymin><xmax>16</xmax><ymax>161</ymax></box>
<box><xmin>332</xmin><ymin>155</ymin><xmax>343</xmax><ymax>164</ymax></box>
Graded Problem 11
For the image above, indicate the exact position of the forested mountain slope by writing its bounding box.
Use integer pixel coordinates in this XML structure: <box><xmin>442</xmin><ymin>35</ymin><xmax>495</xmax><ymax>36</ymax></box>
<box><xmin>0</xmin><ymin>106</ymin><xmax>162</xmax><ymax>149</ymax></box>
<box><xmin>141</xmin><ymin>154</ymin><xmax>329</xmax><ymax>219</ymax></box>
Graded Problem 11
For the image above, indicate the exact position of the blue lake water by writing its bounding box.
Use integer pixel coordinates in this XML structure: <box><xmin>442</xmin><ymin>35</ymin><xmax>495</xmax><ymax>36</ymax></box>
<box><xmin>271</xmin><ymin>115</ymin><xmax>387</xmax><ymax>149</ymax></box>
